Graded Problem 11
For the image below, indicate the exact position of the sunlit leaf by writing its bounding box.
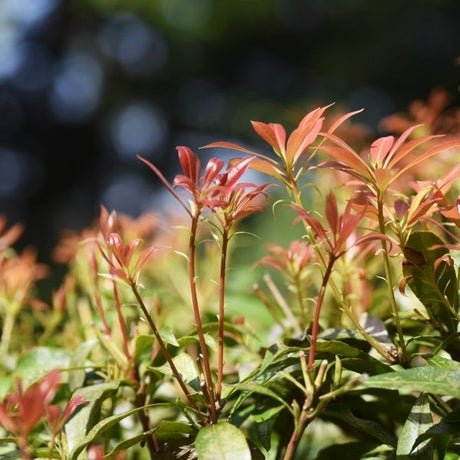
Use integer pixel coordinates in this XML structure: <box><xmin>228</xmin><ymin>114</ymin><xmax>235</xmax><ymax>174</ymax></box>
<box><xmin>67</xmin><ymin>382</ymin><xmax>120</xmax><ymax>459</ymax></box>
<box><xmin>396</xmin><ymin>393</ymin><xmax>433</xmax><ymax>457</ymax></box>
<box><xmin>15</xmin><ymin>347</ymin><xmax>71</xmax><ymax>385</ymax></box>
<box><xmin>359</xmin><ymin>367</ymin><xmax>460</xmax><ymax>397</ymax></box>
<box><xmin>150</xmin><ymin>352</ymin><xmax>200</xmax><ymax>392</ymax></box>
<box><xmin>402</xmin><ymin>231</ymin><xmax>458</xmax><ymax>334</ymax></box>
<box><xmin>195</xmin><ymin>422</ymin><xmax>251</xmax><ymax>460</ymax></box>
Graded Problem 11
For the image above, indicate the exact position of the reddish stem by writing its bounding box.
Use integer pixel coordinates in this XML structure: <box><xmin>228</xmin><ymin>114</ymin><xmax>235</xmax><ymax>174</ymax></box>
<box><xmin>91</xmin><ymin>254</ymin><xmax>111</xmax><ymax>336</ymax></box>
<box><xmin>188</xmin><ymin>216</ymin><xmax>218</xmax><ymax>423</ymax></box>
<box><xmin>112</xmin><ymin>280</ymin><xmax>131</xmax><ymax>365</ymax></box>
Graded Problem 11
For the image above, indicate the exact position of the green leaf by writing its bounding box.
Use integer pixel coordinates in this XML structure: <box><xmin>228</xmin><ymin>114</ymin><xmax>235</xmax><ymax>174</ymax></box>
<box><xmin>149</xmin><ymin>352</ymin><xmax>200</xmax><ymax>391</ymax></box>
<box><xmin>134</xmin><ymin>334</ymin><xmax>155</xmax><ymax>361</ymax></box>
<box><xmin>68</xmin><ymin>339</ymin><xmax>98</xmax><ymax>391</ymax></box>
<box><xmin>316</xmin><ymin>340</ymin><xmax>391</xmax><ymax>374</ymax></box>
<box><xmin>0</xmin><ymin>375</ymin><xmax>13</xmax><ymax>399</ymax></box>
<box><xmin>251</xmin><ymin>405</ymin><xmax>284</xmax><ymax>451</ymax></box>
<box><xmin>160</xmin><ymin>327</ymin><xmax>180</xmax><ymax>347</ymax></box>
<box><xmin>324</xmin><ymin>404</ymin><xmax>397</xmax><ymax>447</ymax></box>
<box><xmin>232</xmin><ymin>382</ymin><xmax>293</xmax><ymax>414</ymax></box>
<box><xmin>0</xmin><ymin>445</ymin><xmax>22</xmax><ymax>460</ymax></box>
<box><xmin>359</xmin><ymin>367</ymin><xmax>460</xmax><ymax>397</ymax></box>
<box><xmin>15</xmin><ymin>347</ymin><xmax>71</xmax><ymax>384</ymax></box>
<box><xmin>403</xmin><ymin>231</ymin><xmax>458</xmax><ymax>334</ymax></box>
<box><xmin>155</xmin><ymin>420</ymin><xmax>195</xmax><ymax>440</ymax></box>
<box><xmin>396</xmin><ymin>393</ymin><xmax>433</xmax><ymax>457</ymax></box>
<box><xmin>66</xmin><ymin>382</ymin><xmax>119</xmax><ymax>459</ymax></box>
<box><xmin>177</xmin><ymin>333</ymin><xmax>217</xmax><ymax>351</ymax></box>
<box><xmin>104</xmin><ymin>428</ymin><xmax>156</xmax><ymax>458</ymax></box>
<box><xmin>317</xmin><ymin>441</ymin><xmax>381</xmax><ymax>460</ymax></box>
<box><xmin>103</xmin><ymin>421</ymin><xmax>194</xmax><ymax>458</ymax></box>
<box><xmin>68</xmin><ymin>401</ymin><xmax>167</xmax><ymax>460</ymax></box>
<box><xmin>426</xmin><ymin>355</ymin><xmax>460</xmax><ymax>371</ymax></box>
<box><xmin>195</xmin><ymin>422</ymin><xmax>251</xmax><ymax>460</ymax></box>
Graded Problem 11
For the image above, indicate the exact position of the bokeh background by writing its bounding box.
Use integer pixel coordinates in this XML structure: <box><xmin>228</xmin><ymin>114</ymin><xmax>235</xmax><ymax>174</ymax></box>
<box><xmin>0</xmin><ymin>0</ymin><xmax>459</xmax><ymax>261</ymax></box>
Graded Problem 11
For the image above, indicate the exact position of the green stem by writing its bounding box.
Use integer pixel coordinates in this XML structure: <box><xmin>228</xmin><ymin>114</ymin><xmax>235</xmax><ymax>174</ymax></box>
<box><xmin>0</xmin><ymin>309</ymin><xmax>16</xmax><ymax>357</ymax></box>
<box><xmin>130</xmin><ymin>283</ymin><xmax>207</xmax><ymax>425</ymax></box>
<box><xmin>188</xmin><ymin>216</ymin><xmax>218</xmax><ymax>423</ymax></box>
<box><xmin>377</xmin><ymin>196</ymin><xmax>407</xmax><ymax>361</ymax></box>
<box><xmin>113</xmin><ymin>281</ymin><xmax>132</xmax><ymax>366</ymax></box>
<box><xmin>308</xmin><ymin>256</ymin><xmax>334</xmax><ymax>370</ymax></box>
<box><xmin>216</xmin><ymin>227</ymin><xmax>229</xmax><ymax>404</ymax></box>
<box><xmin>282</xmin><ymin>399</ymin><xmax>312</xmax><ymax>460</ymax></box>
<box><xmin>293</xmin><ymin>273</ymin><xmax>307</xmax><ymax>329</ymax></box>
<box><xmin>263</xmin><ymin>274</ymin><xmax>313</xmax><ymax>395</ymax></box>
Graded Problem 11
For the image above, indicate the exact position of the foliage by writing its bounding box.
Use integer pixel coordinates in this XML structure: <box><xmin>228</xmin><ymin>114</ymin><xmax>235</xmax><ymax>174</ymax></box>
<box><xmin>1</xmin><ymin>96</ymin><xmax>460</xmax><ymax>459</ymax></box>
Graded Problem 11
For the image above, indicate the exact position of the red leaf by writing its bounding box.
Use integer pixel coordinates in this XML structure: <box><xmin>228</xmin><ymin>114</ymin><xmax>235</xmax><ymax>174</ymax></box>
<box><xmin>325</xmin><ymin>192</ymin><xmax>339</xmax><ymax>237</ymax></box>
<box><xmin>177</xmin><ymin>146</ymin><xmax>200</xmax><ymax>184</ymax></box>
<box><xmin>251</xmin><ymin>121</ymin><xmax>286</xmax><ymax>156</ymax></box>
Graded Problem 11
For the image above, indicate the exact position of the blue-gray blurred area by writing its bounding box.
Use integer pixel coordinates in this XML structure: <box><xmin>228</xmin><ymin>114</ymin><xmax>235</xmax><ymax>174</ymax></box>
<box><xmin>0</xmin><ymin>0</ymin><xmax>459</xmax><ymax>259</ymax></box>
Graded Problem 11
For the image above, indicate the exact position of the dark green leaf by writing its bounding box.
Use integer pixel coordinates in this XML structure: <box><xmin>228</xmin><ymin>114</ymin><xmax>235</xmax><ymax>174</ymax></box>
<box><xmin>324</xmin><ymin>404</ymin><xmax>397</xmax><ymax>447</ymax></box>
<box><xmin>252</xmin><ymin>405</ymin><xmax>284</xmax><ymax>451</ymax></box>
<box><xmin>316</xmin><ymin>441</ymin><xmax>381</xmax><ymax>459</ymax></box>
<box><xmin>154</xmin><ymin>421</ymin><xmax>195</xmax><ymax>441</ymax></box>
<box><xmin>104</xmin><ymin>421</ymin><xmax>194</xmax><ymax>458</ymax></box>
<box><xmin>396</xmin><ymin>393</ymin><xmax>433</xmax><ymax>457</ymax></box>
<box><xmin>104</xmin><ymin>429</ymin><xmax>156</xmax><ymax>458</ymax></box>
<box><xmin>316</xmin><ymin>340</ymin><xmax>391</xmax><ymax>374</ymax></box>
<box><xmin>403</xmin><ymin>231</ymin><xmax>458</xmax><ymax>334</ymax></box>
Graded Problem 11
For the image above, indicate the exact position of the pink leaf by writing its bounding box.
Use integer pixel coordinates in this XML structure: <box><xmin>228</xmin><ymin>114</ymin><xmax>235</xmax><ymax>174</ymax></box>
<box><xmin>327</xmin><ymin>108</ymin><xmax>364</xmax><ymax>134</ymax></box>
<box><xmin>370</xmin><ymin>136</ymin><xmax>394</xmax><ymax>166</ymax></box>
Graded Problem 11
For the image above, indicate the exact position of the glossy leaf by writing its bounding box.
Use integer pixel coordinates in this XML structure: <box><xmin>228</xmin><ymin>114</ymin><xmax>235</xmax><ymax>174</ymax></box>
<box><xmin>105</xmin><ymin>421</ymin><xmax>194</xmax><ymax>457</ymax></box>
<box><xmin>150</xmin><ymin>352</ymin><xmax>200</xmax><ymax>392</ymax></box>
<box><xmin>66</xmin><ymin>382</ymin><xmax>119</xmax><ymax>459</ymax></box>
<box><xmin>317</xmin><ymin>441</ymin><xmax>382</xmax><ymax>460</ymax></box>
<box><xmin>396</xmin><ymin>393</ymin><xmax>433</xmax><ymax>457</ymax></box>
<box><xmin>402</xmin><ymin>231</ymin><xmax>458</xmax><ymax>334</ymax></box>
<box><xmin>68</xmin><ymin>339</ymin><xmax>98</xmax><ymax>391</ymax></box>
<box><xmin>426</xmin><ymin>355</ymin><xmax>460</xmax><ymax>371</ymax></box>
<box><xmin>324</xmin><ymin>404</ymin><xmax>397</xmax><ymax>447</ymax></box>
<box><xmin>68</xmin><ymin>400</ymin><xmax>163</xmax><ymax>459</ymax></box>
<box><xmin>15</xmin><ymin>347</ymin><xmax>71</xmax><ymax>385</ymax></box>
<box><xmin>359</xmin><ymin>367</ymin><xmax>460</xmax><ymax>397</ymax></box>
<box><xmin>252</xmin><ymin>405</ymin><xmax>284</xmax><ymax>451</ymax></box>
<box><xmin>195</xmin><ymin>422</ymin><xmax>251</xmax><ymax>460</ymax></box>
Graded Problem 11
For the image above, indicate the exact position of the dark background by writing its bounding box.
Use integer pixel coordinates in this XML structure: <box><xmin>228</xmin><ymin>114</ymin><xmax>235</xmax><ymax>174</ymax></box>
<box><xmin>1</xmin><ymin>0</ymin><xmax>459</xmax><ymax>261</ymax></box>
